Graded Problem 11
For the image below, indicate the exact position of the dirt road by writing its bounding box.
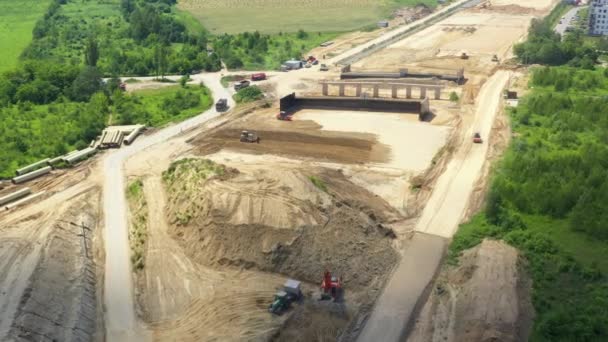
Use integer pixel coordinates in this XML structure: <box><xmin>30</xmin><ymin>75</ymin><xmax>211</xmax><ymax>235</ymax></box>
<box><xmin>416</xmin><ymin>71</ymin><xmax>511</xmax><ymax>238</ymax></box>
<box><xmin>356</xmin><ymin>71</ymin><xmax>511</xmax><ymax>342</ymax></box>
<box><xmin>102</xmin><ymin>73</ymin><xmax>232</xmax><ymax>341</ymax></box>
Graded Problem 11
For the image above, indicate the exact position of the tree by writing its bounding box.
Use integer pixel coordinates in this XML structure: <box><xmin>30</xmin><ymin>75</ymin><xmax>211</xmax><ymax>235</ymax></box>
<box><xmin>71</xmin><ymin>67</ymin><xmax>103</xmax><ymax>102</ymax></box>
<box><xmin>85</xmin><ymin>37</ymin><xmax>99</xmax><ymax>67</ymax></box>
<box><xmin>154</xmin><ymin>43</ymin><xmax>169</xmax><ymax>79</ymax></box>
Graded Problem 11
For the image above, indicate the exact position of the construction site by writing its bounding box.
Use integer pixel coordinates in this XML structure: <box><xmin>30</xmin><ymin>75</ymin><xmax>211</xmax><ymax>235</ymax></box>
<box><xmin>0</xmin><ymin>0</ymin><xmax>559</xmax><ymax>341</ymax></box>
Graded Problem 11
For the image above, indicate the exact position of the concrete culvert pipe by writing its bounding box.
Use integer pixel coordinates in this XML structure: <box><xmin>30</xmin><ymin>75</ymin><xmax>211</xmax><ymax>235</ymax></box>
<box><xmin>124</xmin><ymin>125</ymin><xmax>144</xmax><ymax>145</ymax></box>
<box><xmin>5</xmin><ymin>192</ymin><xmax>45</xmax><ymax>211</ymax></box>
<box><xmin>16</xmin><ymin>158</ymin><xmax>51</xmax><ymax>176</ymax></box>
<box><xmin>63</xmin><ymin>147</ymin><xmax>97</xmax><ymax>165</ymax></box>
<box><xmin>0</xmin><ymin>187</ymin><xmax>31</xmax><ymax>206</ymax></box>
<box><xmin>12</xmin><ymin>166</ymin><xmax>52</xmax><ymax>184</ymax></box>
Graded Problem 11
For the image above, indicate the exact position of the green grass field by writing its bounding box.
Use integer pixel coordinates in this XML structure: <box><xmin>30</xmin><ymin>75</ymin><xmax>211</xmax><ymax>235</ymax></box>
<box><xmin>0</xmin><ymin>0</ymin><xmax>51</xmax><ymax>73</ymax></box>
<box><xmin>177</xmin><ymin>0</ymin><xmax>438</xmax><ymax>34</ymax></box>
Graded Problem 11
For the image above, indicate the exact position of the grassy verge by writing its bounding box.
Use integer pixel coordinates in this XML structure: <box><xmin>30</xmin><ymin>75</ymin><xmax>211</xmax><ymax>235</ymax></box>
<box><xmin>233</xmin><ymin>86</ymin><xmax>264</xmax><ymax>103</ymax></box>
<box><xmin>0</xmin><ymin>0</ymin><xmax>51</xmax><ymax>73</ymax></box>
<box><xmin>126</xmin><ymin>179</ymin><xmax>147</xmax><ymax>271</ymax></box>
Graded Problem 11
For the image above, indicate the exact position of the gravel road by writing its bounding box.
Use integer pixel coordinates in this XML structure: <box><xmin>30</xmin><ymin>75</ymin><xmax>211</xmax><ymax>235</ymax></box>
<box><xmin>103</xmin><ymin>73</ymin><xmax>232</xmax><ymax>341</ymax></box>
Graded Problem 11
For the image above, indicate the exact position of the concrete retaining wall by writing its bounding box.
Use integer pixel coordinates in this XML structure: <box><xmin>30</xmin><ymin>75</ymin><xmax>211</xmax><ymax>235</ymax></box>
<box><xmin>280</xmin><ymin>93</ymin><xmax>429</xmax><ymax>120</ymax></box>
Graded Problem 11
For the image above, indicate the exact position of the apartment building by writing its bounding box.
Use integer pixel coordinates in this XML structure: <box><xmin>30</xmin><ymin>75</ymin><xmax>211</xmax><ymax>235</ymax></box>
<box><xmin>591</xmin><ymin>0</ymin><xmax>608</xmax><ymax>35</ymax></box>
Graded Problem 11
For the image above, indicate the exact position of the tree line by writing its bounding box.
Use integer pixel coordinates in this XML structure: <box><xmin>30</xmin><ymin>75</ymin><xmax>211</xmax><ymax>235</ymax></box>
<box><xmin>514</xmin><ymin>4</ymin><xmax>598</xmax><ymax>68</ymax></box>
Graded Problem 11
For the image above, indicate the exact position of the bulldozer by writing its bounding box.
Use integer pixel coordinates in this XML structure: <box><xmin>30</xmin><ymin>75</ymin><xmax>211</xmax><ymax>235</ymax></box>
<box><xmin>460</xmin><ymin>52</ymin><xmax>469</xmax><ymax>60</ymax></box>
<box><xmin>268</xmin><ymin>279</ymin><xmax>302</xmax><ymax>315</ymax></box>
<box><xmin>491</xmin><ymin>54</ymin><xmax>499</xmax><ymax>62</ymax></box>
<box><xmin>240</xmin><ymin>130</ymin><xmax>260</xmax><ymax>143</ymax></box>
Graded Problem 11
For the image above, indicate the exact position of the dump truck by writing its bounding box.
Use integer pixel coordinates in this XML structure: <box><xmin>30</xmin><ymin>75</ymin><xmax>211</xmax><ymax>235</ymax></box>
<box><xmin>240</xmin><ymin>130</ymin><xmax>260</xmax><ymax>143</ymax></box>
<box><xmin>234</xmin><ymin>80</ymin><xmax>250</xmax><ymax>91</ymax></box>
<box><xmin>268</xmin><ymin>279</ymin><xmax>302</xmax><ymax>315</ymax></box>
<box><xmin>216</xmin><ymin>98</ymin><xmax>228</xmax><ymax>112</ymax></box>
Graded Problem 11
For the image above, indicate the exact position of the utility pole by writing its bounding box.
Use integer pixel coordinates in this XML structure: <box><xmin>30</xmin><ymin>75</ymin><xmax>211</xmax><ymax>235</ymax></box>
<box><xmin>71</xmin><ymin>221</ymin><xmax>91</xmax><ymax>259</ymax></box>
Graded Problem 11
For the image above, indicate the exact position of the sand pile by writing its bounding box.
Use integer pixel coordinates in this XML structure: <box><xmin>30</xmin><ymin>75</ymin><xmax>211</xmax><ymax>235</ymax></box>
<box><xmin>163</xmin><ymin>158</ymin><xmax>400</xmax><ymax>290</ymax></box>
<box><xmin>409</xmin><ymin>239</ymin><xmax>533</xmax><ymax>342</ymax></box>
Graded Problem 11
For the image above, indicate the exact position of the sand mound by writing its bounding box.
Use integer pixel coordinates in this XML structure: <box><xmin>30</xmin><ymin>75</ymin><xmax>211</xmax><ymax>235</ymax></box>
<box><xmin>409</xmin><ymin>239</ymin><xmax>534</xmax><ymax>342</ymax></box>
<box><xmin>163</xmin><ymin>159</ymin><xmax>400</xmax><ymax>290</ymax></box>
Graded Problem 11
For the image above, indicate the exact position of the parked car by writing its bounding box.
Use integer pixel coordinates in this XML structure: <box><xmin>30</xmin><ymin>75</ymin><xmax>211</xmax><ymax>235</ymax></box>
<box><xmin>216</xmin><ymin>98</ymin><xmax>228</xmax><ymax>112</ymax></box>
<box><xmin>320</xmin><ymin>64</ymin><xmax>329</xmax><ymax>71</ymax></box>
<box><xmin>234</xmin><ymin>80</ymin><xmax>250</xmax><ymax>91</ymax></box>
<box><xmin>251</xmin><ymin>73</ymin><xmax>266</xmax><ymax>81</ymax></box>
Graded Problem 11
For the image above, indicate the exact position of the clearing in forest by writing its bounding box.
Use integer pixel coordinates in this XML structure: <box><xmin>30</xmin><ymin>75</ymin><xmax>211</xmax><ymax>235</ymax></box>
<box><xmin>177</xmin><ymin>0</ymin><xmax>438</xmax><ymax>34</ymax></box>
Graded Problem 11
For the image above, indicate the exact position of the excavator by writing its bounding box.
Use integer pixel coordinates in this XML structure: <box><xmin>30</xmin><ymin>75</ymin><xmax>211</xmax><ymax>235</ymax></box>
<box><xmin>320</xmin><ymin>270</ymin><xmax>343</xmax><ymax>301</ymax></box>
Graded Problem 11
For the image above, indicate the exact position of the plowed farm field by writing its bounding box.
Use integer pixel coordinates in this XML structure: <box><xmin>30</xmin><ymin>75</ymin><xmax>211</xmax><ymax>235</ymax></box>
<box><xmin>177</xmin><ymin>0</ymin><xmax>438</xmax><ymax>33</ymax></box>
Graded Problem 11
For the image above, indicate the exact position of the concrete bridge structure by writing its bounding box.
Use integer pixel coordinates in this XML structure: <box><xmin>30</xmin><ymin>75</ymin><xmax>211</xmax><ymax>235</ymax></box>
<box><xmin>321</xmin><ymin>81</ymin><xmax>444</xmax><ymax>100</ymax></box>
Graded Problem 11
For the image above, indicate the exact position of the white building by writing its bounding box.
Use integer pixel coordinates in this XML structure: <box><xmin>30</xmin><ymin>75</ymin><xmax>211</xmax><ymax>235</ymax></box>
<box><xmin>591</xmin><ymin>0</ymin><xmax>608</xmax><ymax>35</ymax></box>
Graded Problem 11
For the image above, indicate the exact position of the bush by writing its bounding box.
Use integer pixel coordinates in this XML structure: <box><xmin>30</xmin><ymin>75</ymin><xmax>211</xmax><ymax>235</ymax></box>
<box><xmin>233</xmin><ymin>85</ymin><xmax>263</xmax><ymax>103</ymax></box>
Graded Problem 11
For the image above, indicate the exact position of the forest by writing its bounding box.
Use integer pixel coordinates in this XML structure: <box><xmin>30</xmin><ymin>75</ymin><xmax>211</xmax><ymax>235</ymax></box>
<box><xmin>450</xmin><ymin>8</ymin><xmax>608</xmax><ymax>341</ymax></box>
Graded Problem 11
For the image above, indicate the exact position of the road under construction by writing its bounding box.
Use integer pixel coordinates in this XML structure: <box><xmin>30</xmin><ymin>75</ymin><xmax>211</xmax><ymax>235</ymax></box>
<box><xmin>0</xmin><ymin>0</ymin><xmax>559</xmax><ymax>341</ymax></box>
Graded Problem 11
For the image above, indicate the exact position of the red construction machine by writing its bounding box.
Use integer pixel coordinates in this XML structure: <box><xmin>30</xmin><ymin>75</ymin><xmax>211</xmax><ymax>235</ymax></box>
<box><xmin>320</xmin><ymin>270</ymin><xmax>342</xmax><ymax>301</ymax></box>
<box><xmin>276</xmin><ymin>111</ymin><xmax>293</xmax><ymax>121</ymax></box>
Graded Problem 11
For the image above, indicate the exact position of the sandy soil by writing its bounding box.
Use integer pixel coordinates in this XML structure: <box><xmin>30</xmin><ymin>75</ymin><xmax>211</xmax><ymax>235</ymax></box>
<box><xmin>297</xmin><ymin>110</ymin><xmax>450</xmax><ymax>172</ymax></box>
<box><xmin>160</xmin><ymin>158</ymin><xmax>400</xmax><ymax>341</ymax></box>
<box><xmin>0</xmin><ymin>189</ymin><xmax>103</xmax><ymax>342</ymax></box>
<box><xmin>353</xmin><ymin>2</ymin><xmax>551</xmax><ymax>76</ymax></box>
<box><xmin>415</xmin><ymin>70</ymin><xmax>511</xmax><ymax>238</ymax></box>
<box><xmin>408</xmin><ymin>239</ymin><xmax>534</xmax><ymax>342</ymax></box>
<box><xmin>130</xmin><ymin>176</ymin><xmax>289</xmax><ymax>341</ymax></box>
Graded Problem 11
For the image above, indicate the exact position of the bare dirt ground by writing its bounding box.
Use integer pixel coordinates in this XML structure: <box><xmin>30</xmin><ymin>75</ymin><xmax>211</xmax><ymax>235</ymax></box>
<box><xmin>0</xmin><ymin>188</ymin><xmax>104</xmax><ymax>342</ymax></box>
<box><xmin>353</xmin><ymin>0</ymin><xmax>559</xmax><ymax>78</ymax></box>
<box><xmin>408</xmin><ymin>239</ymin><xmax>534</xmax><ymax>342</ymax></box>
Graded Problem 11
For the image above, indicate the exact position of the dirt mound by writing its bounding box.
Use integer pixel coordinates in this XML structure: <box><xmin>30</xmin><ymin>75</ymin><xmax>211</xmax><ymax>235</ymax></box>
<box><xmin>163</xmin><ymin>159</ymin><xmax>400</xmax><ymax>290</ymax></box>
<box><xmin>408</xmin><ymin>239</ymin><xmax>534</xmax><ymax>342</ymax></box>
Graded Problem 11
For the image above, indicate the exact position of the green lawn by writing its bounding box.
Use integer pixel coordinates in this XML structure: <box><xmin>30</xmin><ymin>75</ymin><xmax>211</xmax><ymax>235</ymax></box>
<box><xmin>0</xmin><ymin>0</ymin><xmax>51</xmax><ymax>73</ymax></box>
<box><xmin>177</xmin><ymin>0</ymin><xmax>438</xmax><ymax>34</ymax></box>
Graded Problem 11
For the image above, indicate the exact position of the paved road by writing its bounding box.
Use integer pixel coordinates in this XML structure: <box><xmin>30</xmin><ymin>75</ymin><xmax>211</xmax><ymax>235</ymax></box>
<box><xmin>357</xmin><ymin>233</ymin><xmax>447</xmax><ymax>342</ymax></box>
<box><xmin>103</xmin><ymin>73</ymin><xmax>233</xmax><ymax>341</ymax></box>
<box><xmin>356</xmin><ymin>71</ymin><xmax>511</xmax><ymax>342</ymax></box>
<box><xmin>555</xmin><ymin>7</ymin><xmax>582</xmax><ymax>37</ymax></box>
